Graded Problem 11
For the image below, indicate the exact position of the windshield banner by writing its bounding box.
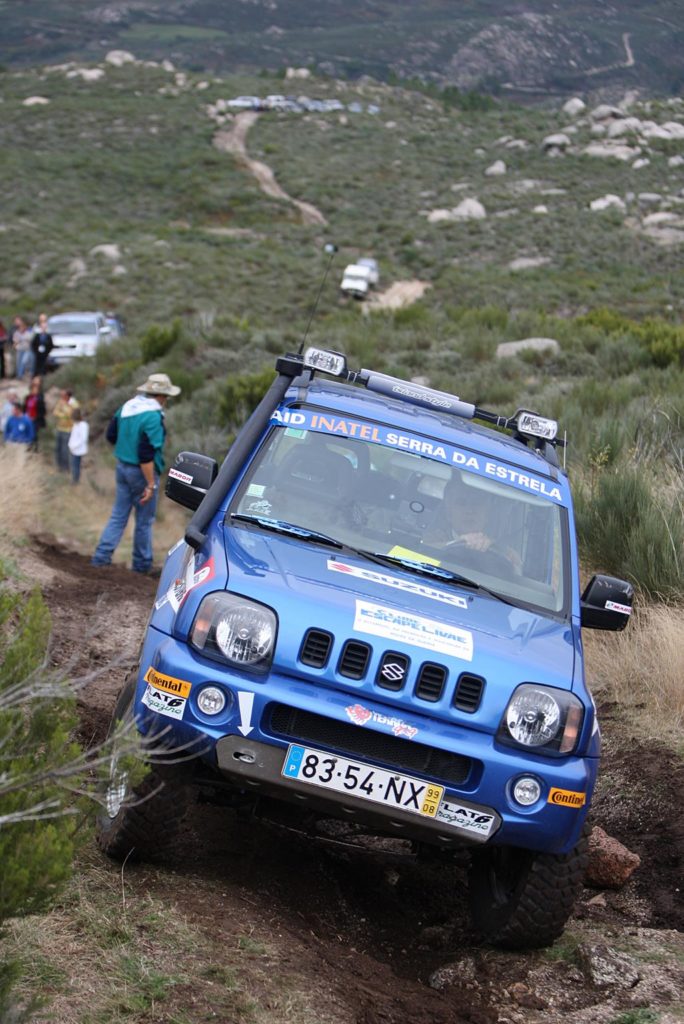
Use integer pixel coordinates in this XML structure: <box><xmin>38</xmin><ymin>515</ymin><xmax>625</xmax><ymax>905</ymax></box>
<box><xmin>271</xmin><ymin>407</ymin><xmax>564</xmax><ymax>505</ymax></box>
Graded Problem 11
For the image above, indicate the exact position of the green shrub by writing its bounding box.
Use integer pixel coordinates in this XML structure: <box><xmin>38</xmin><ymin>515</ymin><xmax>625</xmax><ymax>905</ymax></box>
<box><xmin>575</xmin><ymin>468</ymin><xmax>684</xmax><ymax>600</ymax></box>
<box><xmin>219</xmin><ymin>368</ymin><xmax>275</xmax><ymax>432</ymax></box>
<box><xmin>140</xmin><ymin>319</ymin><xmax>183</xmax><ymax>363</ymax></box>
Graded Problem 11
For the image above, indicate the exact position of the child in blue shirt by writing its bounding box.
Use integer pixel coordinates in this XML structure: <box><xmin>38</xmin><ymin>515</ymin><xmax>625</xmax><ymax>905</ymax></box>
<box><xmin>4</xmin><ymin>401</ymin><xmax>36</xmax><ymax>445</ymax></box>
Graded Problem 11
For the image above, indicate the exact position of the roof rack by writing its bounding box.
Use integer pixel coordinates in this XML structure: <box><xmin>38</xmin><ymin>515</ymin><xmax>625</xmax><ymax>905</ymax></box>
<box><xmin>293</xmin><ymin>347</ymin><xmax>566</xmax><ymax>466</ymax></box>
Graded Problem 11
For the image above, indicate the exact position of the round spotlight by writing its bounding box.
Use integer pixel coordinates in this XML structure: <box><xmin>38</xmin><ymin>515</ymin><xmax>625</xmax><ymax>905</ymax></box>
<box><xmin>512</xmin><ymin>776</ymin><xmax>541</xmax><ymax>807</ymax></box>
<box><xmin>197</xmin><ymin>686</ymin><xmax>226</xmax><ymax>716</ymax></box>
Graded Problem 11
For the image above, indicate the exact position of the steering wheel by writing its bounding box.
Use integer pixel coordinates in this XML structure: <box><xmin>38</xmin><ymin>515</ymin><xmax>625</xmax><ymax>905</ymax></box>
<box><xmin>445</xmin><ymin>539</ymin><xmax>521</xmax><ymax>578</ymax></box>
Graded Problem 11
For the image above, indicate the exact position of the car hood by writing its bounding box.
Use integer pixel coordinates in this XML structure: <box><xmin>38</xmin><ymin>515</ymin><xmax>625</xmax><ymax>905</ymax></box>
<box><xmin>52</xmin><ymin>333</ymin><xmax>97</xmax><ymax>345</ymax></box>
<box><xmin>222</xmin><ymin>527</ymin><xmax>577</xmax><ymax>730</ymax></box>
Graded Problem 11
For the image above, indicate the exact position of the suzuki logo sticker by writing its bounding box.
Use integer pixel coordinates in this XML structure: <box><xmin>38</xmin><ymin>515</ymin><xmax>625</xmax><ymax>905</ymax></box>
<box><xmin>381</xmin><ymin>661</ymin><xmax>406</xmax><ymax>683</ymax></box>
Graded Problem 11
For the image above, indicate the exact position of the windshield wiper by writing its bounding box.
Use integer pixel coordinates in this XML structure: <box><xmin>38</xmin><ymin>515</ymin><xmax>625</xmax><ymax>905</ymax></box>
<box><xmin>230</xmin><ymin>513</ymin><xmax>344</xmax><ymax>549</ymax></box>
<box><xmin>361</xmin><ymin>551</ymin><xmax>516</xmax><ymax>606</ymax></box>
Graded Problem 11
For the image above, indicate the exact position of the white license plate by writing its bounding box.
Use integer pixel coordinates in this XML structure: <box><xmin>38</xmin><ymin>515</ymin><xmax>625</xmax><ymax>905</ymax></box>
<box><xmin>281</xmin><ymin>744</ymin><xmax>443</xmax><ymax>818</ymax></box>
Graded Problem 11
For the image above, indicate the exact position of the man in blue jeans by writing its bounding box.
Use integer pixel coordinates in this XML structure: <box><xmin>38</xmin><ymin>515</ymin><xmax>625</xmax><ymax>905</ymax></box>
<box><xmin>92</xmin><ymin>373</ymin><xmax>181</xmax><ymax>574</ymax></box>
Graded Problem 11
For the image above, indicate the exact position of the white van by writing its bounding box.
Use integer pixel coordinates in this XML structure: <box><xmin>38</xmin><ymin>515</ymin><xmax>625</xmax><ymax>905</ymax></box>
<box><xmin>340</xmin><ymin>263</ymin><xmax>373</xmax><ymax>299</ymax></box>
<box><xmin>357</xmin><ymin>257</ymin><xmax>379</xmax><ymax>286</ymax></box>
<box><xmin>47</xmin><ymin>311</ymin><xmax>112</xmax><ymax>366</ymax></box>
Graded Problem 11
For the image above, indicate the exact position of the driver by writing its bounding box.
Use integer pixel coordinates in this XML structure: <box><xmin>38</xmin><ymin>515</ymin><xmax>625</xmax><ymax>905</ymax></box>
<box><xmin>427</xmin><ymin>474</ymin><xmax>522</xmax><ymax>572</ymax></box>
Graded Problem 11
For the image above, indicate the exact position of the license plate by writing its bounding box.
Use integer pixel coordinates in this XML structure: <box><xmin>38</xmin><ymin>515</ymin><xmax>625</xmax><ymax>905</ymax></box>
<box><xmin>282</xmin><ymin>744</ymin><xmax>443</xmax><ymax>818</ymax></box>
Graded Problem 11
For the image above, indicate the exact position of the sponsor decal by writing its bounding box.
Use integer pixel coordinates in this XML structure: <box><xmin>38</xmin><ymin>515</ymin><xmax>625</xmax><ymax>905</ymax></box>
<box><xmin>167</xmin><ymin>556</ymin><xmax>215</xmax><ymax>612</ymax></box>
<box><xmin>328</xmin><ymin>560</ymin><xmax>468</xmax><ymax>610</ymax></box>
<box><xmin>354</xmin><ymin>599</ymin><xmax>473</xmax><ymax>662</ymax></box>
<box><xmin>143</xmin><ymin>667</ymin><xmax>192</xmax><ymax>698</ymax></box>
<box><xmin>345</xmin><ymin>703</ymin><xmax>418</xmax><ymax>739</ymax></box>
<box><xmin>141</xmin><ymin>667</ymin><xmax>192</xmax><ymax>721</ymax></box>
<box><xmin>605</xmin><ymin>600</ymin><xmax>632</xmax><ymax>615</ymax></box>
<box><xmin>436</xmin><ymin>799</ymin><xmax>496</xmax><ymax>837</ymax></box>
<box><xmin>548</xmin><ymin>787</ymin><xmax>586</xmax><ymax>808</ymax></box>
<box><xmin>271</xmin><ymin>407</ymin><xmax>565</xmax><ymax>504</ymax></box>
<box><xmin>168</xmin><ymin>466</ymin><xmax>193</xmax><ymax>485</ymax></box>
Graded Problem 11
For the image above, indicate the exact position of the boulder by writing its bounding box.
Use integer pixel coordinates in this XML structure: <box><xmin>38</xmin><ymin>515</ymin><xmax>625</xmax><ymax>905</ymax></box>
<box><xmin>638</xmin><ymin>192</ymin><xmax>663</xmax><ymax>205</ymax></box>
<box><xmin>591</xmin><ymin>103</ymin><xmax>623</xmax><ymax>121</ymax></box>
<box><xmin>590</xmin><ymin>194</ymin><xmax>626</xmax><ymax>212</ymax></box>
<box><xmin>584</xmin><ymin>142</ymin><xmax>641</xmax><ymax>161</ymax></box>
<box><xmin>22</xmin><ymin>96</ymin><xmax>50</xmax><ymax>106</ymax></box>
<box><xmin>586</xmin><ymin>826</ymin><xmax>640</xmax><ymax>888</ymax></box>
<box><xmin>632</xmin><ymin>158</ymin><xmax>650</xmax><ymax>169</ymax></box>
<box><xmin>285</xmin><ymin>67</ymin><xmax>311</xmax><ymax>79</ymax></box>
<box><xmin>532</xmin><ymin>205</ymin><xmax>548</xmax><ymax>214</ymax></box>
<box><xmin>452</xmin><ymin>198</ymin><xmax>486</xmax><ymax>219</ymax></box>
<box><xmin>508</xmin><ymin>256</ymin><xmax>551</xmax><ymax>271</ymax></box>
<box><xmin>66</xmin><ymin>68</ymin><xmax>105</xmax><ymax>82</ymax></box>
<box><xmin>606</xmin><ymin>117</ymin><xmax>642</xmax><ymax>138</ymax></box>
<box><xmin>485</xmin><ymin>159</ymin><xmax>506</xmax><ymax>176</ymax></box>
<box><xmin>643</xmin><ymin>212</ymin><xmax>679</xmax><ymax>226</ymax></box>
<box><xmin>563</xmin><ymin>97</ymin><xmax>586</xmax><ymax>117</ymax></box>
<box><xmin>429</xmin><ymin>956</ymin><xmax>478</xmax><ymax>991</ymax></box>
<box><xmin>505</xmin><ymin>139</ymin><xmax>528</xmax><ymax>149</ymax></box>
<box><xmin>577</xmin><ymin>943</ymin><xmax>641</xmax><ymax>989</ymax></box>
<box><xmin>542</xmin><ymin>132</ymin><xmax>571</xmax><ymax>151</ymax></box>
<box><xmin>496</xmin><ymin>337</ymin><xmax>559</xmax><ymax>359</ymax></box>
<box><xmin>90</xmin><ymin>243</ymin><xmax>122</xmax><ymax>260</ymax></box>
<box><xmin>668</xmin><ymin>155</ymin><xmax>684</xmax><ymax>167</ymax></box>
<box><xmin>105</xmin><ymin>50</ymin><xmax>136</xmax><ymax>67</ymax></box>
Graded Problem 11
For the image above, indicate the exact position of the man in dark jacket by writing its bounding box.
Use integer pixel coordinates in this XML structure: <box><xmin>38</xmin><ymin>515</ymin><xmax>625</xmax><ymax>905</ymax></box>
<box><xmin>31</xmin><ymin>313</ymin><xmax>53</xmax><ymax>376</ymax></box>
<box><xmin>91</xmin><ymin>373</ymin><xmax>181</xmax><ymax>574</ymax></box>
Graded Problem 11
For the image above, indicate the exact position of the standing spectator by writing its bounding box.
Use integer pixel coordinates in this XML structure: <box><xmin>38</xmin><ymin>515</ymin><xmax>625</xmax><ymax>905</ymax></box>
<box><xmin>23</xmin><ymin>376</ymin><xmax>46</xmax><ymax>452</ymax></box>
<box><xmin>0</xmin><ymin>389</ymin><xmax>18</xmax><ymax>433</ymax></box>
<box><xmin>0</xmin><ymin>321</ymin><xmax>8</xmax><ymax>379</ymax></box>
<box><xmin>13</xmin><ymin>317</ymin><xmax>34</xmax><ymax>381</ymax></box>
<box><xmin>4</xmin><ymin>401</ymin><xmax>35</xmax><ymax>445</ymax></box>
<box><xmin>31</xmin><ymin>313</ymin><xmax>53</xmax><ymax>376</ymax></box>
<box><xmin>67</xmin><ymin>407</ymin><xmax>89</xmax><ymax>485</ymax></box>
<box><xmin>92</xmin><ymin>373</ymin><xmax>181</xmax><ymax>574</ymax></box>
<box><xmin>53</xmin><ymin>388</ymin><xmax>79</xmax><ymax>471</ymax></box>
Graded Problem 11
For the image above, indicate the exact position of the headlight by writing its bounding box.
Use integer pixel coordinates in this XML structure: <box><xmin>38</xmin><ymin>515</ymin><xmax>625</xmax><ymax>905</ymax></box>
<box><xmin>190</xmin><ymin>592</ymin><xmax>276</xmax><ymax>672</ymax></box>
<box><xmin>498</xmin><ymin>684</ymin><xmax>584</xmax><ymax>755</ymax></box>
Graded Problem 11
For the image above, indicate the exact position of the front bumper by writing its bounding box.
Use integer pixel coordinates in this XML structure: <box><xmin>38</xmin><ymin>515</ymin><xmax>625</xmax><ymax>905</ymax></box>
<box><xmin>136</xmin><ymin>627</ymin><xmax>597</xmax><ymax>855</ymax></box>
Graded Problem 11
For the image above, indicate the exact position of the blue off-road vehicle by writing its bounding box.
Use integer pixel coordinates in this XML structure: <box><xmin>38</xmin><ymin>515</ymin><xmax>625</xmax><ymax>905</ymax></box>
<box><xmin>97</xmin><ymin>348</ymin><xmax>633</xmax><ymax>949</ymax></box>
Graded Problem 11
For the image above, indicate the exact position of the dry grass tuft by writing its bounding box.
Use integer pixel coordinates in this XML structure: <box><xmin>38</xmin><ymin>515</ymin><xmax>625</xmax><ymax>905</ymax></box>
<box><xmin>0</xmin><ymin>446</ymin><xmax>45</xmax><ymax>545</ymax></box>
<box><xmin>584</xmin><ymin>603</ymin><xmax>684</xmax><ymax>741</ymax></box>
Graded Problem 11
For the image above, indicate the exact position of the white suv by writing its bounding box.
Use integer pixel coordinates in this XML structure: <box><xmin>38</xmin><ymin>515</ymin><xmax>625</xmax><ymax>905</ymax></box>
<box><xmin>47</xmin><ymin>311</ymin><xmax>112</xmax><ymax>366</ymax></box>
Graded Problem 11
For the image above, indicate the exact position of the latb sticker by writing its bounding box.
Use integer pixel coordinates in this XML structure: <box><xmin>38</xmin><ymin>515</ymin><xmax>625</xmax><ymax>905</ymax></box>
<box><xmin>143</xmin><ymin>667</ymin><xmax>191</xmax><ymax>699</ymax></box>
<box><xmin>548</xmin><ymin>787</ymin><xmax>586</xmax><ymax>808</ymax></box>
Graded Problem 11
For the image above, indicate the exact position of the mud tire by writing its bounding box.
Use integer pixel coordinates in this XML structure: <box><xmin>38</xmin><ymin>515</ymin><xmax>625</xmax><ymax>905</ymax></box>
<box><xmin>96</xmin><ymin>674</ymin><xmax>192</xmax><ymax>863</ymax></box>
<box><xmin>468</xmin><ymin>828</ymin><xmax>589</xmax><ymax>950</ymax></box>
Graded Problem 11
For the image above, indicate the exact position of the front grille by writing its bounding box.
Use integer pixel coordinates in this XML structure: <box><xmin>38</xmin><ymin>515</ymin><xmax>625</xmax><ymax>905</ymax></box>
<box><xmin>299</xmin><ymin>629</ymin><xmax>333</xmax><ymax>668</ymax></box>
<box><xmin>454</xmin><ymin>673</ymin><xmax>485</xmax><ymax>713</ymax></box>
<box><xmin>415</xmin><ymin>663</ymin><xmax>447</xmax><ymax>702</ymax></box>
<box><xmin>268</xmin><ymin>704</ymin><xmax>472</xmax><ymax>786</ymax></box>
<box><xmin>338</xmin><ymin>641</ymin><xmax>371</xmax><ymax>679</ymax></box>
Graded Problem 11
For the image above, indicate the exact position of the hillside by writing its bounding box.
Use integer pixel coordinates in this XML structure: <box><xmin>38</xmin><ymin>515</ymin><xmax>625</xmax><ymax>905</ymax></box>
<box><xmin>2</xmin><ymin>0</ymin><xmax>684</xmax><ymax>102</ymax></box>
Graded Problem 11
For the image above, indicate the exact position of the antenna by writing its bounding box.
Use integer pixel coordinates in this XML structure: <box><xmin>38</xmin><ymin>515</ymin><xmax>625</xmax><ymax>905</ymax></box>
<box><xmin>298</xmin><ymin>243</ymin><xmax>337</xmax><ymax>355</ymax></box>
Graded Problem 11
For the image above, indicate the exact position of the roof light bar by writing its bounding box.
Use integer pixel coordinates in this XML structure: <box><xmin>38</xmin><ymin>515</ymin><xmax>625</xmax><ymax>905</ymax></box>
<box><xmin>357</xmin><ymin>370</ymin><xmax>477</xmax><ymax>419</ymax></box>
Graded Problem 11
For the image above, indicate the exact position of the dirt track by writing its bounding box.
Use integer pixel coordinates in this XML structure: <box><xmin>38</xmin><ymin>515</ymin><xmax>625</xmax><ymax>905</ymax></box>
<box><xmin>39</xmin><ymin>537</ymin><xmax>684</xmax><ymax>1023</ymax></box>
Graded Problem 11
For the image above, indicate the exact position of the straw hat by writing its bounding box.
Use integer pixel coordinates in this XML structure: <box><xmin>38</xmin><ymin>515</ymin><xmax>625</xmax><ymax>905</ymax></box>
<box><xmin>136</xmin><ymin>372</ymin><xmax>181</xmax><ymax>397</ymax></box>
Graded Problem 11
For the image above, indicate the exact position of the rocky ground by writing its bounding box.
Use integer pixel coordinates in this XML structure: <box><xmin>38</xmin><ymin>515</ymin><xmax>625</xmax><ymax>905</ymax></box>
<box><xmin>24</xmin><ymin>534</ymin><xmax>683</xmax><ymax>1023</ymax></box>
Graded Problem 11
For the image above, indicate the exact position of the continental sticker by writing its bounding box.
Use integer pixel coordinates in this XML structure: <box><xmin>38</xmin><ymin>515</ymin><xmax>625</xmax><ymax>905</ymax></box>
<box><xmin>142</xmin><ymin>668</ymin><xmax>192</xmax><ymax>721</ymax></box>
<box><xmin>548</xmin><ymin>787</ymin><xmax>586</xmax><ymax>808</ymax></box>
<box><xmin>354</xmin><ymin>599</ymin><xmax>473</xmax><ymax>662</ymax></box>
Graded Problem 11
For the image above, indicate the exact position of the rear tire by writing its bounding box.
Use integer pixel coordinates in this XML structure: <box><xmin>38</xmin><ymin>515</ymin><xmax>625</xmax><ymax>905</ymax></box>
<box><xmin>468</xmin><ymin>829</ymin><xmax>589</xmax><ymax>949</ymax></box>
<box><xmin>96</xmin><ymin>674</ymin><xmax>192</xmax><ymax>863</ymax></box>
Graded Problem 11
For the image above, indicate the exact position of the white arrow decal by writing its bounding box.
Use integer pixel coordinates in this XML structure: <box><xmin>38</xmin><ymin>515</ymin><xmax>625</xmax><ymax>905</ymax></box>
<box><xmin>237</xmin><ymin>691</ymin><xmax>255</xmax><ymax>736</ymax></box>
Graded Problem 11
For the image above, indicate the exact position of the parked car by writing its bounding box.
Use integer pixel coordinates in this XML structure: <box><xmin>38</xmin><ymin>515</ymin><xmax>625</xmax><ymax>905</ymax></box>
<box><xmin>340</xmin><ymin>263</ymin><xmax>373</xmax><ymax>299</ymax></box>
<box><xmin>47</xmin><ymin>311</ymin><xmax>112</xmax><ymax>366</ymax></box>
<box><xmin>97</xmin><ymin>346</ymin><xmax>633</xmax><ymax>950</ymax></box>
<box><xmin>357</xmin><ymin>257</ymin><xmax>379</xmax><ymax>287</ymax></box>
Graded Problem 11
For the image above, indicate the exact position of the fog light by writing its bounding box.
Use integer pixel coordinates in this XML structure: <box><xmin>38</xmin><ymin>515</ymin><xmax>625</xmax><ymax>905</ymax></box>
<box><xmin>513</xmin><ymin>776</ymin><xmax>541</xmax><ymax>807</ymax></box>
<box><xmin>197</xmin><ymin>686</ymin><xmax>226</xmax><ymax>716</ymax></box>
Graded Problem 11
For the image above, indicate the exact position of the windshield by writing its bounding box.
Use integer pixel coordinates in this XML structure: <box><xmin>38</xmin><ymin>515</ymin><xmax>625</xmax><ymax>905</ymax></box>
<box><xmin>48</xmin><ymin>319</ymin><xmax>97</xmax><ymax>335</ymax></box>
<box><xmin>230</xmin><ymin>418</ymin><xmax>569</xmax><ymax>616</ymax></box>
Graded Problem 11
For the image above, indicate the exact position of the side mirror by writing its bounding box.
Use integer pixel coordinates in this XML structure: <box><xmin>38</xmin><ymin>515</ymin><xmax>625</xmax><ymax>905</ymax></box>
<box><xmin>580</xmin><ymin>574</ymin><xmax>634</xmax><ymax>631</ymax></box>
<box><xmin>165</xmin><ymin>451</ymin><xmax>218</xmax><ymax>511</ymax></box>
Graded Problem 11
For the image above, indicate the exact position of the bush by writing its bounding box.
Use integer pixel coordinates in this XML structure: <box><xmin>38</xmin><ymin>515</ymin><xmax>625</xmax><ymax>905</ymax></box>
<box><xmin>219</xmin><ymin>368</ymin><xmax>275</xmax><ymax>432</ymax></box>
<box><xmin>140</xmin><ymin>319</ymin><xmax>182</xmax><ymax>363</ymax></box>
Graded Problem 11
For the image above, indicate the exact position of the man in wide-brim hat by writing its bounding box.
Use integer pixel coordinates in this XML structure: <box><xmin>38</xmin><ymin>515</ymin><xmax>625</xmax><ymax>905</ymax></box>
<box><xmin>92</xmin><ymin>373</ymin><xmax>181</xmax><ymax>574</ymax></box>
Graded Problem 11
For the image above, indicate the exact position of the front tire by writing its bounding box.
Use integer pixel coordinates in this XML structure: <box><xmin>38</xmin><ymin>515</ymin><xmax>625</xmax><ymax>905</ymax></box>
<box><xmin>469</xmin><ymin>830</ymin><xmax>589</xmax><ymax>949</ymax></box>
<box><xmin>96</xmin><ymin>675</ymin><xmax>192</xmax><ymax>862</ymax></box>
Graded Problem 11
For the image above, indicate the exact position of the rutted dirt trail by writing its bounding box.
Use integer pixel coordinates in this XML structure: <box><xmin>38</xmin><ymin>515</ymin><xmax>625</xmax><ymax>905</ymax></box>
<box><xmin>214</xmin><ymin>111</ymin><xmax>328</xmax><ymax>226</ymax></box>
<box><xmin>38</xmin><ymin>537</ymin><xmax>684</xmax><ymax>1023</ymax></box>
